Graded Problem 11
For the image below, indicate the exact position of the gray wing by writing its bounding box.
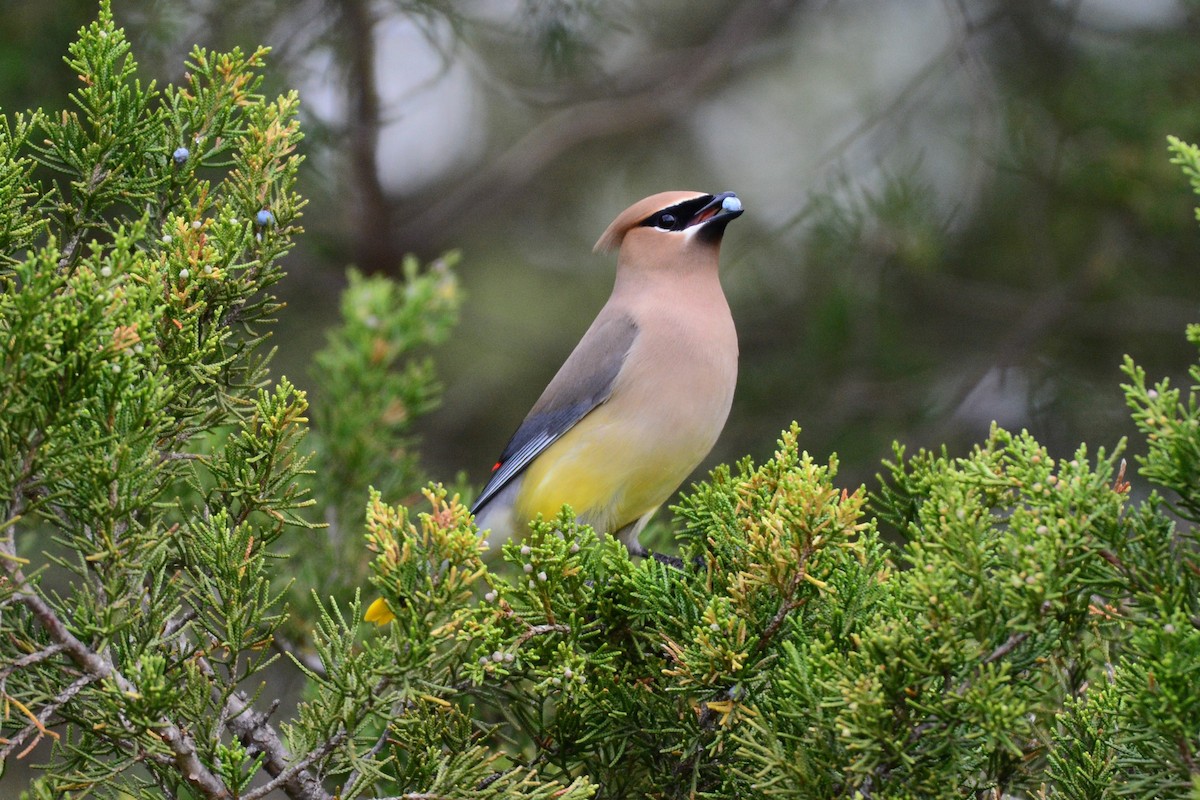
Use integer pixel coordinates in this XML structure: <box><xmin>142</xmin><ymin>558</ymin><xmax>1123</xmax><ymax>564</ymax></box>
<box><xmin>471</xmin><ymin>312</ymin><xmax>638</xmax><ymax>514</ymax></box>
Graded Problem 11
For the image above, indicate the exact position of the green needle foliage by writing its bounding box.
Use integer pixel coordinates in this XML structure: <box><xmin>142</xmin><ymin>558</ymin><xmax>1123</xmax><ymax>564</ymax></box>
<box><xmin>3</xmin><ymin>6</ymin><xmax>1200</xmax><ymax>799</ymax></box>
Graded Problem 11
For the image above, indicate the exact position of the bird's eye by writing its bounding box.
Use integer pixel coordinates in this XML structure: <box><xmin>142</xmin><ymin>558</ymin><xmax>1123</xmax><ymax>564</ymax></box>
<box><xmin>656</xmin><ymin>213</ymin><xmax>677</xmax><ymax>229</ymax></box>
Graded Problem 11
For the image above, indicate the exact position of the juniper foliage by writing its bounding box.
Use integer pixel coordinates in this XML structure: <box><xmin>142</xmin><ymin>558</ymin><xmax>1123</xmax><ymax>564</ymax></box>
<box><xmin>3</xmin><ymin>6</ymin><xmax>1200</xmax><ymax>800</ymax></box>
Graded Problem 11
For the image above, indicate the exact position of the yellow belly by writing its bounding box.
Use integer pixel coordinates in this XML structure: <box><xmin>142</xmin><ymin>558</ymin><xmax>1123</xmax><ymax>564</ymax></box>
<box><xmin>513</xmin><ymin>406</ymin><xmax>705</xmax><ymax>533</ymax></box>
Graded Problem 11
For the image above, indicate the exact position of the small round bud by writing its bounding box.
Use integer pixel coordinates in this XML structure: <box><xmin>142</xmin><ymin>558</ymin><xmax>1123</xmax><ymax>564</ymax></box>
<box><xmin>503</xmin><ymin>653</ymin><xmax>514</xmax><ymax>663</ymax></box>
<box><xmin>492</xmin><ymin>651</ymin><xmax>504</xmax><ymax>662</ymax></box>
<box><xmin>481</xmin><ymin>540</ymin><xmax>491</xmax><ymax>549</ymax></box>
<box><xmin>520</xmin><ymin>545</ymin><xmax>531</xmax><ymax>556</ymax></box>
<box><xmin>537</xmin><ymin>571</ymin><xmax>547</xmax><ymax>582</ymax></box>
<box><xmin>484</xmin><ymin>590</ymin><xmax>497</xmax><ymax>602</ymax></box>
<box><xmin>191</xmin><ymin>220</ymin><xmax>202</xmax><ymax>230</ymax></box>
<box><xmin>172</xmin><ymin>147</ymin><xmax>190</xmax><ymax>164</ymax></box>
<box><xmin>523</xmin><ymin>563</ymin><xmax>533</xmax><ymax>574</ymax></box>
<box><xmin>569</xmin><ymin>542</ymin><xmax>580</xmax><ymax>553</ymax></box>
<box><xmin>134</xmin><ymin>344</ymin><xmax>144</xmax><ymax>354</ymax></box>
<box><xmin>229</xmin><ymin>217</ymin><xmax>239</xmax><ymax>226</ymax></box>
<box><xmin>111</xmin><ymin>363</ymin><xmax>121</xmax><ymax>373</ymax></box>
<box><xmin>479</xmin><ymin>656</ymin><xmax>489</xmax><ymax>665</ymax></box>
<box><xmin>100</xmin><ymin>266</ymin><xmax>112</xmax><ymax>277</ymax></box>
<box><xmin>255</xmin><ymin>209</ymin><xmax>275</xmax><ymax>227</ymax></box>
<box><xmin>563</xmin><ymin>668</ymin><xmax>573</xmax><ymax>679</ymax></box>
<box><xmin>162</xmin><ymin>235</ymin><xmax>172</xmax><ymax>244</ymax></box>
<box><xmin>178</xmin><ymin>269</ymin><xmax>189</xmax><ymax>279</ymax></box>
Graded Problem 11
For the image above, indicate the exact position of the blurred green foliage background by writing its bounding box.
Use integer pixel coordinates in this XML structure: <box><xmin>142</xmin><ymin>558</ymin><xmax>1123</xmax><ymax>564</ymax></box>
<box><xmin>3</xmin><ymin>0</ymin><xmax>1199</xmax><ymax>494</ymax></box>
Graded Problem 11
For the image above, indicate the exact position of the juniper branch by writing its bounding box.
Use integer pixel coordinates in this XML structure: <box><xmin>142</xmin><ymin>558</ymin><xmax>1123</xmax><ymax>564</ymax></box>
<box><xmin>1</xmin><ymin>562</ymin><xmax>232</xmax><ymax>798</ymax></box>
<box><xmin>241</xmin><ymin>728</ymin><xmax>347</xmax><ymax>800</ymax></box>
<box><xmin>0</xmin><ymin>674</ymin><xmax>98</xmax><ymax>761</ymax></box>
<box><xmin>195</xmin><ymin>654</ymin><xmax>334</xmax><ymax>800</ymax></box>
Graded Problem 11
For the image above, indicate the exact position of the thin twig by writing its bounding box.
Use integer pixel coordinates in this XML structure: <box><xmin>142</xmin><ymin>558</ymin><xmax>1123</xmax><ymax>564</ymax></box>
<box><xmin>56</xmin><ymin>162</ymin><xmax>108</xmax><ymax>272</ymax></box>
<box><xmin>272</xmin><ymin>632</ymin><xmax>328</xmax><ymax>678</ymax></box>
<box><xmin>0</xmin><ymin>642</ymin><xmax>66</xmax><ymax>681</ymax></box>
<box><xmin>514</xmin><ymin>623</ymin><xmax>570</xmax><ymax>648</ymax></box>
<box><xmin>341</xmin><ymin>724</ymin><xmax>393</xmax><ymax>798</ymax></box>
<box><xmin>982</xmin><ymin>631</ymin><xmax>1030</xmax><ymax>665</ymax></box>
<box><xmin>1</xmin><ymin>689</ymin><xmax>64</xmax><ymax>760</ymax></box>
<box><xmin>241</xmin><ymin>728</ymin><xmax>347</xmax><ymax>800</ymax></box>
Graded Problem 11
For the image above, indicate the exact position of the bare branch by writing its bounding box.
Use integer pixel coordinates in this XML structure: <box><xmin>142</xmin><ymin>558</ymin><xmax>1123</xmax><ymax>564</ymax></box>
<box><xmin>0</xmin><ymin>642</ymin><xmax>66</xmax><ymax>681</ymax></box>
<box><xmin>328</xmin><ymin>0</ymin><xmax>401</xmax><ymax>273</ymax></box>
<box><xmin>196</xmin><ymin>655</ymin><xmax>334</xmax><ymax>800</ymax></box>
<box><xmin>241</xmin><ymin>728</ymin><xmax>347</xmax><ymax>800</ymax></box>
<box><xmin>982</xmin><ymin>631</ymin><xmax>1030</xmax><ymax>665</ymax></box>
<box><xmin>514</xmin><ymin>622</ymin><xmax>570</xmax><ymax>649</ymax></box>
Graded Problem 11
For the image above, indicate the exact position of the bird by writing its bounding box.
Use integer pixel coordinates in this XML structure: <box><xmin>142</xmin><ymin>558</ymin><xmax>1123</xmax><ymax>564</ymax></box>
<box><xmin>364</xmin><ymin>190</ymin><xmax>743</xmax><ymax>624</ymax></box>
<box><xmin>470</xmin><ymin>190</ymin><xmax>744</xmax><ymax>557</ymax></box>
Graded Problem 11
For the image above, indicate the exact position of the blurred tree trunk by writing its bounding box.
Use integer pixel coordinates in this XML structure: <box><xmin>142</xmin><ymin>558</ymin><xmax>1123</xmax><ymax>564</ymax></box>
<box><xmin>334</xmin><ymin>0</ymin><xmax>401</xmax><ymax>274</ymax></box>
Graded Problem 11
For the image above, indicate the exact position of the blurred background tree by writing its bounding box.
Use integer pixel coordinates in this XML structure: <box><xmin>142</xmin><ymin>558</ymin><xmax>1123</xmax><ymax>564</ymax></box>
<box><xmin>3</xmin><ymin>0</ymin><xmax>1198</xmax><ymax>526</ymax></box>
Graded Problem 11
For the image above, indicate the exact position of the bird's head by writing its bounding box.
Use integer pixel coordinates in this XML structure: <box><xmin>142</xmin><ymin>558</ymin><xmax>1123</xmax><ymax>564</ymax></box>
<box><xmin>593</xmin><ymin>190</ymin><xmax>744</xmax><ymax>260</ymax></box>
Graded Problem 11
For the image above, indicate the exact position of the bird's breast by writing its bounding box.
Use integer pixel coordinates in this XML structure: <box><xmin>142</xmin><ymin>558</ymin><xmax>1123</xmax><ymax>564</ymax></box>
<box><xmin>514</xmin><ymin>282</ymin><xmax>737</xmax><ymax>532</ymax></box>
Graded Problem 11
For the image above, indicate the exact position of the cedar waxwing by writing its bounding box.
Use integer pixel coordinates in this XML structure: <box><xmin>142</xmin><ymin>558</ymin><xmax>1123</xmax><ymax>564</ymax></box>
<box><xmin>471</xmin><ymin>190</ymin><xmax>744</xmax><ymax>555</ymax></box>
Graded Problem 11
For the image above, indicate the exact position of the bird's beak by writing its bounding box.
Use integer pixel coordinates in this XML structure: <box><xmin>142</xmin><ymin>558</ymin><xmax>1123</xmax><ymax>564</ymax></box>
<box><xmin>688</xmin><ymin>192</ymin><xmax>744</xmax><ymax>229</ymax></box>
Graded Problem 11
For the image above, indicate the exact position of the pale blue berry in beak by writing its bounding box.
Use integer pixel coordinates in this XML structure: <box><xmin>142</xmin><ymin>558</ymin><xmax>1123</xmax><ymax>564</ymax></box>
<box><xmin>721</xmin><ymin>195</ymin><xmax>743</xmax><ymax>213</ymax></box>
